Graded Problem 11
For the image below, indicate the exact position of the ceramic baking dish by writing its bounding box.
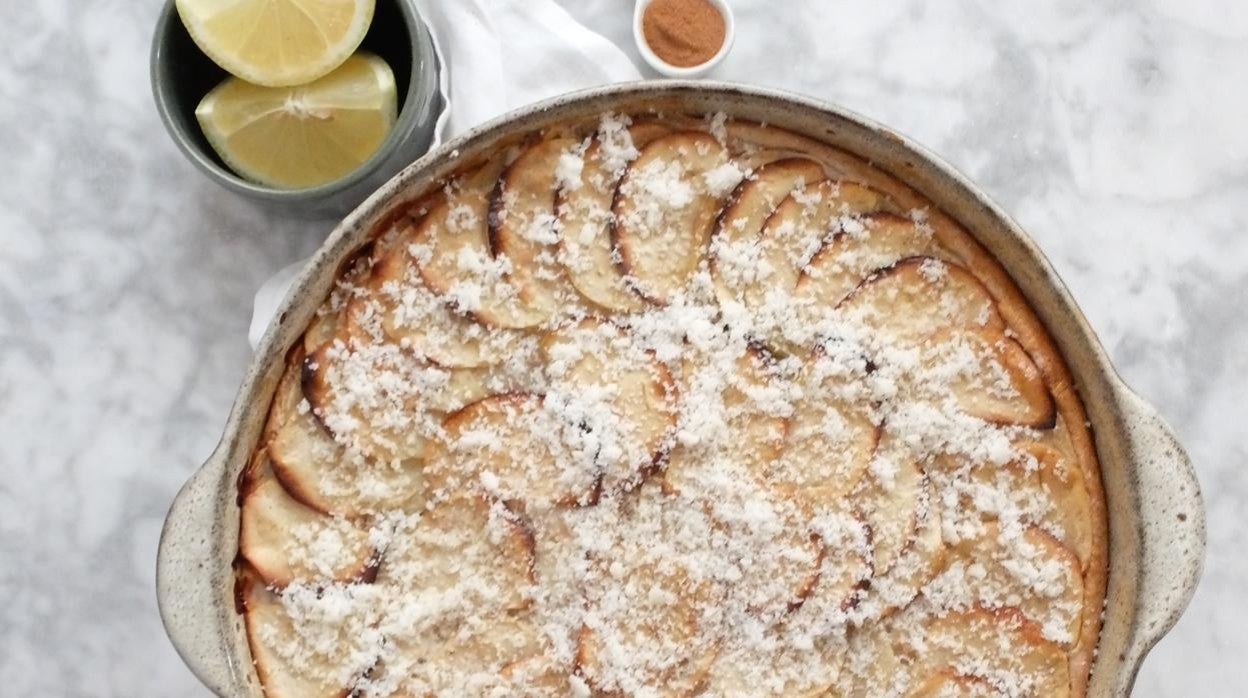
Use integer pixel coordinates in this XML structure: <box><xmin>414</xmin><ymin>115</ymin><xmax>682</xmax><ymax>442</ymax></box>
<box><xmin>156</xmin><ymin>82</ymin><xmax>1205</xmax><ymax>697</ymax></box>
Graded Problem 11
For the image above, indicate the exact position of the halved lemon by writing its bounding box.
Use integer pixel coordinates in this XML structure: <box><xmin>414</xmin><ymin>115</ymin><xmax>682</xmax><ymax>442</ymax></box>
<box><xmin>176</xmin><ymin>0</ymin><xmax>375</xmax><ymax>87</ymax></box>
<box><xmin>196</xmin><ymin>52</ymin><xmax>398</xmax><ymax>189</ymax></box>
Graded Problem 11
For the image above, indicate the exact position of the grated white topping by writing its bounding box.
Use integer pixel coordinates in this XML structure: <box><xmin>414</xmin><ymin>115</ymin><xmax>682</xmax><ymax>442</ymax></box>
<box><xmin>241</xmin><ymin>113</ymin><xmax>1096</xmax><ymax>698</ymax></box>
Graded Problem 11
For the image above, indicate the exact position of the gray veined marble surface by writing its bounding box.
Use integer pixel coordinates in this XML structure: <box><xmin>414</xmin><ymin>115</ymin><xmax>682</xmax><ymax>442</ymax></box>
<box><xmin>0</xmin><ymin>0</ymin><xmax>1244</xmax><ymax>695</ymax></box>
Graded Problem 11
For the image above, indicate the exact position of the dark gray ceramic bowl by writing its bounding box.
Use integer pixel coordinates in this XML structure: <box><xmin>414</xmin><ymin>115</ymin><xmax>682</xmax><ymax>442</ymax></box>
<box><xmin>150</xmin><ymin>0</ymin><xmax>441</xmax><ymax>217</ymax></box>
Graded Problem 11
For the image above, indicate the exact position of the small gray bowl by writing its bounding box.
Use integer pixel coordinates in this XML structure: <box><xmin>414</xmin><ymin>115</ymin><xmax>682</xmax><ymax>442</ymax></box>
<box><xmin>150</xmin><ymin>0</ymin><xmax>441</xmax><ymax>217</ymax></box>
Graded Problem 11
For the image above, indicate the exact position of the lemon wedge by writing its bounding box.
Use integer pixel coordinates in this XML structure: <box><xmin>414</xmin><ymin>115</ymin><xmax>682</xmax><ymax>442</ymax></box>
<box><xmin>196</xmin><ymin>52</ymin><xmax>398</xmax><ymax>189</ymax></box>
<box><xmin>176</xmin><ymin>0</ymin><xmax>375</xmax><ymax>87</ymax></box>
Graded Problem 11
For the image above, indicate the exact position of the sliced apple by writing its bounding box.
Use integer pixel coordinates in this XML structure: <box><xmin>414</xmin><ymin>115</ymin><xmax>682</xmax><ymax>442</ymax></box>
<box><xmin>576</xmin><ymin>564</ymin><xmax>717</xmax><ymax>697</ymax></box>
<box><xmin>661</xmin><ymin>348</ymin><xmax>789</xmax><ymax>498</ymax></box>
<box><xmin>612</xmin><ymin>132</ymin><xmax>734</xmax><ymax>303</ymax></box>
<box><xmin>423</xmin><ymin>393</ymin><xmax>600</xmax><ymax>508</ymax></box>
<box><xmin>268</xmin><ymin>404</ymin><xmax>425</xmax><ymax>516</ymax></box>
<box><xmin>796</xmin><ymin>516</ymin><xmax>873</xmax><ymax>623</ymax></box>
<box><xmin>525</xmin><ymin>508</ymin><xmax>585</xmax><ymax>615</ymax></box>
<box><xmin>910</xmin><ymin>668</ymin><xmax>996</xmax><ymax>697</ymax></box>
<box><xmin>238</xmin><ymin>570</ymin><xmax>355</xmax><ymax>698</ymax></box>
<box><xmin>795</xmin><ymin>212</ymin><xmax>939</xmax><ymax>313</ymax></box>
<box><xmin>914</xmin><ymin>607</ymin><xmax>1070</xmax><ymax>696</ymax></box>
<box><xmin>693</xmin><ymin>482</ymin><xmax>823</xmax><ymax>619</ymax></box>
<box><xmin>704</xmin><ymin>634</ymin><xmax>844</xmax><ymax>697</ymax></box>
<box><xmin>366</xmin><ymin>228</ymin><xmax>533</xmax><ymax>368</ymax></box>
<box><xmin>870</xmin><ymin>476</ymin><xmax>947</xmax><ymax>615</ymax></box>
<box><xmin>498</xmin><ymin>650</ymin><xmax>576</xmax><ymax>697</ymax></box>
<box><xmin>376</xmin><ymin>609</ymin><xmax>549</xmax><ymax>694</ymax></box>
<box><xmin>239</xmin><ymin>454</ymin><xmax>376</xmax><ymax>588</ymax></box>
<box><xmin>709</xmin><ymin>158</ymin><xmax>827</xmax><ymax>306</ymax></box>
<box><xmin>847</xmin><ymin>604</ymin><xmax>1069</xmax><ymax>696</ymax></box>
<box><xmin>747</xmin><ymin>506</ymin><xmax>823</xmax><ymax>617</ymax></box>
<box><xmin>765</xmin><ymin>349</ymin><xmax>880</xmax><ymax>504</ymax></box>
<box><xmin>302</xmin><ymin>338</ymin><xmax>435</xmax><ymax>468</ymax></box>
<box><xmin>558</xmin><ymin>124</ymin><xmax>670</xmax><ymax>313</ymax></box>
<box><xmin>489</xmin><ymin>137</ymin><xmax>586</xmax><ymax>318</ymax></box>
<box><xmin>718</xmin><ymin>179</ymin><xmax>888</xmax><ymax>314</ymax></box>
<box><xmin>1010</xmin><ymin>442</ymin><xmax>1094</xmax><ymax>567</ymax></box>
<box><xmin>931</xmin><ymin>523</ymin><xmax>1085</xmax><ymax>647</ymax></box>
<box><xmin>376</xmin><ymin>494</ymin><xmax>535</xmax><ymax>612</ymax></box>
<box><xmin>412</xmin><ymin>157</ymin><xmax>551</xmax><ymax>329</ymax></box>
<box><xmin>264</xmin><ymin>345</ymin><xmax>307</xmax><ymax>446</ymax></box>
<box><xmin>837</xmin><ymin>257</ymin><xmax>1005</xmax><ymax>341</ymax></box>
<box><xmin>301</xmin><ymin>243</ymin><xmax>376</xmax><ymax>356</ymax></box>
<box><xmin>423</xmin><ymin>361</ymin><xmax>546</xmax><ymax>414</ymax></box>
<box><xmin>919</xmin><ymin>328</ymin><xmax>1055</xmax><ymax>428</ymax></box>
<box><xmin>842</xmin><ymin>618</ymin><xmax>908</xmax><ymax>696</ymax></box>
<box><xmin>540</xmin><ymin>318</ymin><xmax>677</xmax><ymax>494</ymax></box>
<box><xmin>855</xmin><ymin>438</ymin><xmax>923</xmax><ymax>576</ymax></box>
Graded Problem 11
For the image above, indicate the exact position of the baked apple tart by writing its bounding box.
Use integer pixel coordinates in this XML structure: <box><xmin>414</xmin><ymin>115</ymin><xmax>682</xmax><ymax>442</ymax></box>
<box><xmin>236</xmin><ymin>112</ymin><xmax>1106</xmax><ymax>697</ymax></box>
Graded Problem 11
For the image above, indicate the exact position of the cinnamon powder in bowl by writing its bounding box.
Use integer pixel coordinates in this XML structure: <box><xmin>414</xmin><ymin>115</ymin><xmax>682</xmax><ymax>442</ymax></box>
<box><xmin>634</xmin><ymin>0</ymin><xmax>734</xmax><ymax>77</ymax></box>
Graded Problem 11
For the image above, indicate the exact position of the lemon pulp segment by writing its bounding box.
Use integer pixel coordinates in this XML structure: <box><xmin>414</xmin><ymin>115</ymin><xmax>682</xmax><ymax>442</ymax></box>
<box><xmin>176</xmin><ymin>0</ymin><xmax>375</xmax><ymax>87</ymax></box>
<box><xmin>195</xmin><ymin>52</ymin><xmax>398</xmax><ymax>189</ymax></box>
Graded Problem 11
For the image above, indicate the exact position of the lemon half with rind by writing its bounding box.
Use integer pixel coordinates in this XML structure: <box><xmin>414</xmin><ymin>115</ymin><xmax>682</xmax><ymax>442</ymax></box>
<box><xmin>196</xmin><ymin>52</ymin><xmax>398</xmax><ymax>190</ymax></box>
<box><xmin>176</xmin><ymin>0</ymin><xmax>375</xmax><ymax>87</ymax></box>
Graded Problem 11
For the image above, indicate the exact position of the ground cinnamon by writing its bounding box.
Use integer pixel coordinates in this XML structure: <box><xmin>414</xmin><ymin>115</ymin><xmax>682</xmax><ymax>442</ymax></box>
<box><xmin>642</xmin><ymin>0</ymin><xmax>726</xmax><ymax>68</ymax></box>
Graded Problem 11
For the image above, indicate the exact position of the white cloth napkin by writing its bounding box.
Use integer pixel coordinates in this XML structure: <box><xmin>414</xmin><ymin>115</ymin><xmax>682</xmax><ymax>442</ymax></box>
<box><xmin>248</xmin><ymin>0</ymin><xmax>641</xmax><ymax>348</ymax></box>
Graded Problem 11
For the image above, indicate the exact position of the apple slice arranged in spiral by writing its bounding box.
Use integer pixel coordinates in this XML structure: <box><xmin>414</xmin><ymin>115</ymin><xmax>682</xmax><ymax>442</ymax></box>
<box><xmin>301</xmin><ymin>321</ymin><xmax>543</xmax><ymax>465</ymax></box>
<box><xmin>423</xmin><ymin>393</ymin><xmax>599</xmax><ymax>508</ymax></box>
<box><xmin>874</xmin><ymin>475</ymin><xmax>947</xmax><ymax>615</ymax></box>
<box><xmin>661</xmin><ymin>346</ymin><xmax>789</xmax><ymax>498</ymax></box>
<box><xmin>558</xmin><ymin>123</ymin><xmax>670</xmax><ymax>313</ymax></box>
<box><xmin>764</xmin><ymin>347</ymin><xmax>880</xmax><ymax>505</ymax></box>
<box><xmin>708</xmin><ymin>158</ymin><xmax>826</xmax><ymax>305</ymax></box>
<box><xmin>853</xmin><ymin>437</ymin><xmax>924</xmax><ymax>577</ymax></box>
<box><xmin>612</xmin><ymin>132</ymin><xmax>735</xmax><ymax>304</ymax></box>
<box><xmin>302</xmin><ymin>242</ymin><xmax>377</xmax><ymax>355</ymax></box>
<box><xmin>836</xmin><ymin>255</ymin><xmax>1053</xmax><ymax>427</ymax></box>
<box><xmin>238</xmin><ymin>568</ymin><xmax>354</xmax><ymax>698</ymax></box>
<box><xmin>385</xmin><ymin>613</ymin><xmax>555</xmax><ymax>696</ymax></box>
<box><xmin>489</xmin><ymin>136</ymin><xmax>585</xmax><ymax>318</ymax></box>
<box><xmin>375</xmin><ymin>494</ymin><xmax>536</xmax><ymax>612</ymax></box>
<box><xmin>540</xmin><ymin>318</ymin><xmax>677</xmax><ymax>495</ymax></box>
<box><xmin>413</xmin><ymin>156</ymin><xmax>551</xmax><ymax>329</ymax></box>
<box><xmin>924</xmin><ymin>327</ymin><xmax>1055</xmax><ymax>428</ymax></box>
<box><xmin>792</xmin><ymin>514</ymin><xmax>873</xmax><ymax>623</ymax></box>
<box><xmin>365</xmin><ymin>221</ymin><xmax>532</xmax><ymax>368</ymax></box>
<box><xmin>997</xmin><ymin>442</ymin><xmax>1095</xmax><ymax>567</ymax></box>
<box><xmin>917</xmin><ymin>607</ymin><xmax>1070</xmax><ymax>696</ymax></box>
<box><xmin>267</xmin><ymin>391</ymin><xmax>425</xmax><ymax>516</ymax></box>
<box><xmin>264</xmin><ymin>345</ymin><xmax>308</xmax><ymax>446</ymax></box>
<box><xmin>794</xmin><ymin>212</ymin><xmax>939</xmax><ymax>312</ymax></box>
<box><xmin>845</xmin><ymin>605</ymin><xmax>1069</xmax><ymax>696</ymax></box>
<box><xmin>837</xmin><ymin>256</ymin><xmax>1005</xmax><ymax>341</ymax></box>
<box><xmin>239</xmin><ymin>451</ymin><xmax>376</xmax><ymax>587</ymax></box>
<box><xmin>715</xmin><ymin>178</ymin><xmax>888</xmax><ymax>313</ymax></box>
<box><xmin>302</xmin><ymin>337</ymin><xmax>434</xmax><ymax>468</ymax></box>
<box><xmin>575</xmin><ymin>563</ymin><xmax>718</xmax><ymax>697</ymax></box>
<box><xmin>934</xmin><ymin>522</ymin><xmax>1085</xmax><ymax>647</ymax></box>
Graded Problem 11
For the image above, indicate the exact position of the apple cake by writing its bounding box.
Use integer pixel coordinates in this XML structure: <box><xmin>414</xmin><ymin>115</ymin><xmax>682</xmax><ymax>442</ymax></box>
<box><xmin>236</xmin><ymin>112</ymin><xmax>1107</xmax><ymax>697</ymax></box>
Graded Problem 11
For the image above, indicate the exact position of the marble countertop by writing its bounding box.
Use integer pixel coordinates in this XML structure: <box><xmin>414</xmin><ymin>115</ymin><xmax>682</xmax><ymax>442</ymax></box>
<box><xmin>2</xmin><ymin>0</ymin><xmax>1244</xmax><ymax>694</ymax></box>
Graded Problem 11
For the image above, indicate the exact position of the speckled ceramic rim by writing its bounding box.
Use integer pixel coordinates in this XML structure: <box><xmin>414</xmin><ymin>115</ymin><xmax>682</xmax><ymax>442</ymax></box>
<box><xmin>157</xmin><ymin>81</ymin><xmax>1206</xmax><ymax>697</ymax></box>
<box><xmin>149</xmin><ymin>0</ymin><xmax>440</xmax><ymax>213</ymax></box>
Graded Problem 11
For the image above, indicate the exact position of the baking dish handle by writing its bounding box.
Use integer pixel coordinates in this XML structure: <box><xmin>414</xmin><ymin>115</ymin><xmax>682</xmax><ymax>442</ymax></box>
<box><xmin>157</xmin><ymin>446</ymin><xmax>241</xmax><ymax>696</ymax></box>
<box><xmin>1118</xmin><ymin>389</ymin><xmax>1206</xmax><ymax>668</ymax></box>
